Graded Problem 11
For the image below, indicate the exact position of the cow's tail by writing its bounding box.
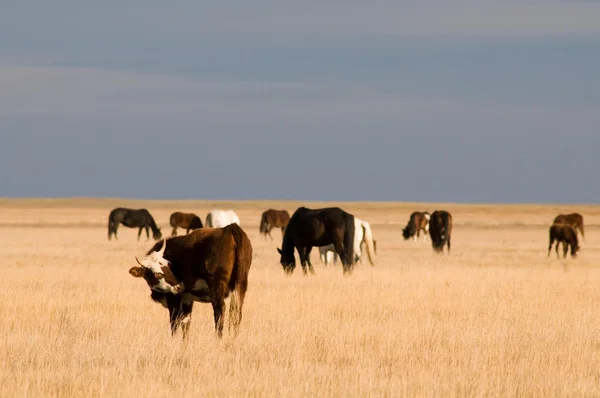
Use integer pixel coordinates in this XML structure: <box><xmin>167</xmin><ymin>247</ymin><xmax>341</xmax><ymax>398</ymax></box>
<box><xmin>224</xmin><ymin>224</ymin><xmax>252</xmax><ymax>285</ymax></box>
<box><xmin>224</xmin><ymin>223</ymin><xmax>252</xmax><ymax>333</ymax></box>
<box><xmin>343</xmin><ymin>214</ymin><xmax>356</xmax><ymax>268</ymax></box>
<box><xmin>361</xmin><ymin>221</ymin><xmax>376</xmax><ymax>266</ymax></box>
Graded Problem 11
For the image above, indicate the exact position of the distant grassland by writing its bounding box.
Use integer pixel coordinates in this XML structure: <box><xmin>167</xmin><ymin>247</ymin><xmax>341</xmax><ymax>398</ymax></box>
<box><xmin>1</xmin><ymin>199</ymin><xmax>599</xmax><ymax>397</ymax></box>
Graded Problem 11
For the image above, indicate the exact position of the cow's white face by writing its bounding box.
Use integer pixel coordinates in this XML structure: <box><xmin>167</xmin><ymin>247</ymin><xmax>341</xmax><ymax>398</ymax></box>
<box><xmin>129</xmin><ymin>239</ymin><xmax>184</xmax><ymax>295</ymax></box>
<box><xmin>136</xmin><ymin>238</ymin><xmax>170</xmax><ymax>275</ymax></box>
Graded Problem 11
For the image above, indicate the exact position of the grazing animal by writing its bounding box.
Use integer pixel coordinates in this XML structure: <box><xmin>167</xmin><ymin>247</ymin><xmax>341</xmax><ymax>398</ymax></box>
<box><xmin>169</xmin><ymin>212</ymin><xmax>204</xmax><ymax>236</ymax></box>
<box><xmin>402</xmin><ymin>211</ymin><xmax>431</xmax><ymax>242</ymax></box>
<box><xmin>548</xmin><ymin>223</ymin><xmax>580</xmax><ymax>259</ymax></box>
<box><xmin>108</xmin><ymin>208</ymin><xmax>162</xmax><ymax>241</ymax></box>
<box><xmin>319</xmin><ymin>217</ymin><xmax>376</xmax><ymax>266</ymax></box>
<box><xmin>128</xmin><ymin>223</ymin><xmax>253</xmax><ymax>339</ymax></box>
<box><xmin>553</xmin><ymin>213</ymin><xmax>584</xmax><ymax>241</ymax></box>
<box><xmin>205</xmin><ymin>209</ymin><xmax>240</xmax><ymax>228</ymax></box>
<box><xmin>277</xmin><ymin>207</ymin><xmax>355</xmax><ymax>275</ymax></box>
<box><xmin>259</xmin><ymin>209</ymin><xmax>290</xmax><ymax>240</ymax></box>
<box><xmin>429</xmin><ymin>210</ymin><xmax>452</xmax><ymax>254</ymax></box>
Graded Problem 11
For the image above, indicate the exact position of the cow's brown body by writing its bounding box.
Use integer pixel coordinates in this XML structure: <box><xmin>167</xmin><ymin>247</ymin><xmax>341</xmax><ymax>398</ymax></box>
<box><xmin>129</xmin><ymin>223</ymin><xmax>253</xmax><ymax>339</ymax></box>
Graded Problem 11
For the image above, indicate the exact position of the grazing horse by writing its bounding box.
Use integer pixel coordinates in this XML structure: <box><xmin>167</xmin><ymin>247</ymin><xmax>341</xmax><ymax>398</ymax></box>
<box><xmin>319</xmin><ymin>217</ymin><xmax>377</xmax><ymax>266</ymax></box>
<box><xmin>108</xmin><ymin>208</ymin><xmax>162</xmax><ymax>241</ymax></box>
<box><xmin>169</xmin><ymin>212</ymin><xmax>204</xmax><ymax>236</ymax></box>
<box><xmin>128</xmin><ymin>223</ymin><xmax>253</xmax><ymax>339</ymax></box>
<box><xmin>402</xmin><ymin>211</ymin><xmax>430</xmax><ymax>242</ymax></box>
<box><xmin>277</xmin><ymin>207</ymin><xmax>355</xmax><ymax>275</ymax></box>
<box><xmin>259</xmin><ymin>209</ymin><xmax>290</xmax><ymax>240</ymax></box>
<box><xmin>429</xmin><ymin>210</ymin><xmax>452</xmax><ymax>254</ymax></box>
<box><xmin>553</xmin><ymin>213</ymin><xmax>584</xmax><ymax>241</ymax></box>
<box><xmin>548</xmin><ymin>223</ymin><xmax>580</xmax><ymax>259</ymax></box>
<box><xmin>205</xmin><ymin>209</ymin><xmax>240</xmax><ymax>228</ymax></box>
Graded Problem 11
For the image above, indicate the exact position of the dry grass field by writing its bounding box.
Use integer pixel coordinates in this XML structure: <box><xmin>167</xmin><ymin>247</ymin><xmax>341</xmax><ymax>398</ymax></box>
<box><xmin>2</xmin><ymin>198</ymin><xmax>600</xmax><ymax>397</ymax></box>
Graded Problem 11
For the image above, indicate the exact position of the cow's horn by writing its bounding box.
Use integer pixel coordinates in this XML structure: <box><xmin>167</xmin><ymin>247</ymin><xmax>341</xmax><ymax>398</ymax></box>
<box><xmin>135</xmin><ymin>256</ymin><xmax>144</xmax><ymax>267</ymax></box>
<box><xmin>158</xmin><ymin>238</ymin><xmax>167</xmax><ymax>256</ymax></box>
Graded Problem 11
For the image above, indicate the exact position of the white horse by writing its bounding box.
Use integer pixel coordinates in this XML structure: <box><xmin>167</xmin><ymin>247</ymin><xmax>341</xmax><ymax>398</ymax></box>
<box><xmin>205</xmin><ymin>209</ymin><xmax>241</xmax><ymax>228</ymax></box>
<box><xmin>319</xmin><ymin>217</ymin><xmax>376</xmax><ymax>266</ymax></box>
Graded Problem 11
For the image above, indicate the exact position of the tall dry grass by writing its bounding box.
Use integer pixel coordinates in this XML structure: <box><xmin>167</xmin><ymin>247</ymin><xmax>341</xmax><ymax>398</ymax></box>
<box><xmin>1</xmin><ymin>199</ymin><xmax>600</xmax><ymax>397</ymax></box>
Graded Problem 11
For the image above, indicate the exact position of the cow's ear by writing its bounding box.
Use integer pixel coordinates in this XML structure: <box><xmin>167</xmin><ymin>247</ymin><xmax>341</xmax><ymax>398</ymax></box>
<box><xmin>277</xmin><ymin>248</ymin><xmax>283</xmax><ymax>255</ymax></box>
<box><xmin>129</xmin><ymin>267</ymin><xmax>144</xmax><ymax>278</ymax></box>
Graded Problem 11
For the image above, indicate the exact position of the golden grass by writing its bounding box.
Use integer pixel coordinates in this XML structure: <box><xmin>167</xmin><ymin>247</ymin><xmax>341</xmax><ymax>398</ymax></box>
<box><xmin>2</xmin><ymin>199</ymin><xmax>600</xmax><ymax>397</ymax></box>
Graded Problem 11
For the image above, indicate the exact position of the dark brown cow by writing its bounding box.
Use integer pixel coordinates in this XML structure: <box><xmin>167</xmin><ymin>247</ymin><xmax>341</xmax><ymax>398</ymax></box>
<box><xmin>128</xmin><ymin>223</ymin><xmax>253</xmax><ymax>339</ymax></box>
<box><xmin>553</xmin><ymin>213</ymin><xmax>584</xmax><ymax>241</ymax></box>
<box><xmin>548</xmin><ymin>223</ymin><xmax>580</xmax><ymax>259</ymax></box>
<box><xmin>402</xmin><ymin>211</ymin><xmax>431</xmax><ymax>242</ymax></box>
<box><xmin>259</xmin><ymin>209</ymin><xmax>290</xmax><ymax>240</ymax></box>
<box><xmin>429</xmin><ymin>210</ymin><xmax>452</xmax><ymax>254</ymax></box>
<box><xmin>169</xmin><ymin>211</ymin><xmax>204</xmax><ymax>236</ymax></box>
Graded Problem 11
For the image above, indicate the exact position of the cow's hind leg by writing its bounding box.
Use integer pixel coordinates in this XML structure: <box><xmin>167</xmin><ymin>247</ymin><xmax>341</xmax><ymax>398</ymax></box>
<box><xmin>228</xmin><ymin>280</ymin><xmax>248</xmax><ymax>337</ymax></box>
<box><xmin>137</xmin><ymin>227</ymin><xmax>143</xmax><ymax>240</ymax></box>
<box><xmin>171</xmin><ymin>227</ymin><xmax>177</xmax><ymax>236</ymax></box>
<box><xmin>210</xmin><ymin>279</ymin><xmax>228</xmax><ymax>338</ymax></box>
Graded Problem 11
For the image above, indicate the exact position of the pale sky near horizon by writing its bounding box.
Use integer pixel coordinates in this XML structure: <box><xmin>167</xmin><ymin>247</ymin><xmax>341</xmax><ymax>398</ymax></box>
<box><xmin>1</xmin><ymin>1</ymin><xmax>599</xmax><ymax>203</ymax></box>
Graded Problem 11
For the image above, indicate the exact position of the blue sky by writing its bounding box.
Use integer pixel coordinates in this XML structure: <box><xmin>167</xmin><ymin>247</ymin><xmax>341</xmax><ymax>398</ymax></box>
<box><xmin>1</xmin><ymin>1</ymin><xmax>599</xmax><ymax>203</ymax></box>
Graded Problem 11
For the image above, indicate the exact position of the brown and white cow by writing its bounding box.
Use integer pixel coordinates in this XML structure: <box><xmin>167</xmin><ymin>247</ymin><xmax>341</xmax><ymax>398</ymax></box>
<box><xmin>128</xmin><ymin>223</ymin><xmax>253</xmax><ymax>339</ymax></box>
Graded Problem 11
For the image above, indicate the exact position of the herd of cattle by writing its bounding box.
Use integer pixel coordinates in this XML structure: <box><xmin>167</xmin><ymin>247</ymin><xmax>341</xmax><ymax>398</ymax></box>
<box><xmin>114</xmin><ymin>205</ymin><xmax>585</xmax><ymax>339</ymax></box>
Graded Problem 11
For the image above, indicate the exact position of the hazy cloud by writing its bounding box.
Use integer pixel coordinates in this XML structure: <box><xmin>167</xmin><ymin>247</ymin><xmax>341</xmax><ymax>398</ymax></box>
<box><xmin>3</xmin><ymin>1</ymin><xmax>600</xmax><ymax>42</ymax></box>
<box><xmin>1</xmin><ymin>63</ymin><xmax>598</xmax><ymax>132</ymax></box>
<box><xmin>0</xmin><ymin>1</ymin><xmax>599</xmax><ymax>202</ymax></box>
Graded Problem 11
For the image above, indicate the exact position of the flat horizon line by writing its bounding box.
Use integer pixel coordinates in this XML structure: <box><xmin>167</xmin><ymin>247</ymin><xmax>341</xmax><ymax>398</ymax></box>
<box><xmin>0</xmin><ymin>196</ymin><xmax>597</xmax><ymax>208</ymax></box>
